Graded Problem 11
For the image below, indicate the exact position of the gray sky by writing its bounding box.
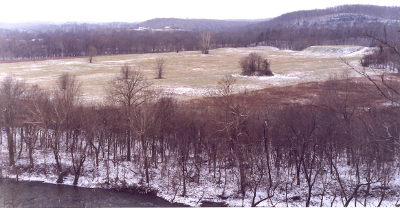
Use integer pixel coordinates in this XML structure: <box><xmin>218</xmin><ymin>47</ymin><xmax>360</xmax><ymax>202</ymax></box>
<box><xmin>1</xmin><ymin>0</ymin><xmax>400</xmax><ymax>23</ymax></box>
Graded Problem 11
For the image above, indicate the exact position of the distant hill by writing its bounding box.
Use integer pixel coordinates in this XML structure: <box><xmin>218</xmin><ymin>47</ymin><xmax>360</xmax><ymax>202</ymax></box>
<box><xmin>246</xmin><ymin>4</ymin><xmax>400</xmax><ymax>50</ymax></box>
<box><xmin>257</xmin><ymin>4</ymin><xmax>400</xmax><ymax>28</ymax></box>
<box><xmin>0</xmin><ymin>18</ymin><xmax>268</xmax><ymax>32</ymax></box>
<box><xmin>136</xmin><ymin>18</ymin><xmax>269</xmax><ymax>31</ymax></box>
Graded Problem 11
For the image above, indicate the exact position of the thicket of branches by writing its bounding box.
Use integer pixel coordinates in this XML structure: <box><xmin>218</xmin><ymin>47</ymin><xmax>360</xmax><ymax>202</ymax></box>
<box><xmin>361</xmin><ymin>46</ymin><xmax>400</xmax><ymax>72</ymax></box>
<box><xmin>359</xmin><ymin>27</ymin><xmax>400</xmax><ymax>74</ymax></box>
<box><xmin>0</xmin><ymin>67</ymin><xmax>399</xmax><ymax>206</ymax></box>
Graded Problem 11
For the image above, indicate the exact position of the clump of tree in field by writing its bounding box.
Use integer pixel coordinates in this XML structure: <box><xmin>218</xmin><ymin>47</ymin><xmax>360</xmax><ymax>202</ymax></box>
<box><xmin>360</xmin><ymin>46</ymin><xmax>400</xmax><ymax>73</ymax></box>
<box><xmin>239</xmin><ymin>52</ymin><xmax>273</xmax><ymax>76</ymax></box>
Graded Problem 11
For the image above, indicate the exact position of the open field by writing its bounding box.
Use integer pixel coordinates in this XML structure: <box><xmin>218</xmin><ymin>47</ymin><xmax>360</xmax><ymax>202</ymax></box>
<box><xmin>0</xmin><ymin>46</ymin><xmax>370</xmax><ymax>102</ymax></box>
<box><xmin>3</xmin><ymin>45</ymin><xmax>400</xmax><ymax>207</ymax></box>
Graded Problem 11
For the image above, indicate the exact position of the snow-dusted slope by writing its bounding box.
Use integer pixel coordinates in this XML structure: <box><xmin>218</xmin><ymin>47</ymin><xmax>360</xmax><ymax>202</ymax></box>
<box><xmin>297</xmin><ymin>45</ymin><xmax>376</xmax><ymax>57</ymax></box>
<box><xmin>291</xmin><ymin>13</ymin><xmax>400</xmax><ymax>28</ymax></box>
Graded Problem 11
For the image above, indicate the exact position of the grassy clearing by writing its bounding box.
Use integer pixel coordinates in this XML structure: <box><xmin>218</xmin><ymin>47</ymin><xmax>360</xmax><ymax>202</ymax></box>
<box><xmin>0</xmin><ymin>46</ymin><xmax>367</xmax><ymax>102</ymax></box>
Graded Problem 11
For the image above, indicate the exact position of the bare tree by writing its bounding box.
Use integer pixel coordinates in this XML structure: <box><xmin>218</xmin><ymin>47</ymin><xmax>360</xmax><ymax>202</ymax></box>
<box><xmin>155</xmin><ymin>57</ymin><xmax>166</xmax><ymax>79</ymax></box>
<box><xmin>55</xmin><ymin>73</ymin><xmax>82</xmax><ymax>106</ymax></box>
<box><xmin>70</xmin><ymin>106</ymin><xmax>88</xmax><ymax>186</ymax></box>
<box><xmin>0</xmin><ymin>75</ymin><xmax>26</xmax><ymax>166</ymax></box>
<box><xmin>87</xmin><ymin>46</ymin><xmax>97</xmax><ymax>63</ymax></box>
<box><xmin>107</xmin><ymin>64</ymin><xmax>152</xmax><ymax>161</ymax></box>
<box><xmin>24</xmin><ymin>85</ymin><xmax>49</xmax><ymax>168</ymax></box>
<box><xmin>212</xmin><ymin>75</ymin><xmax>251</xmax><ymax>198</ymax></box>
<box><xmin>135</xmin><ymin>105</ymin><xmax>154</xmax><ymax>184</ymax></box>
<box><xmin>200</xmin><ymin>30</ymin><xmax>213</xmax><ymax>54</ymax></box>
<box><xmin>153</xmin><ymin>96</ymin><xmax>176</xmax><ymax>163</ymax></box>
<box><xmin>52</xmin><ymin>73</ymin><xmax>82</xmax><ymax>183</ymax></box>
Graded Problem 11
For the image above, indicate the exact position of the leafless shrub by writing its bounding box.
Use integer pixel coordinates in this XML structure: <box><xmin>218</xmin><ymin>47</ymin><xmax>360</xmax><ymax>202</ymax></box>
<box><xmin>155</xmin><ymin>57</ymin><xmax>165</xmax><ymax>79</ymax></box>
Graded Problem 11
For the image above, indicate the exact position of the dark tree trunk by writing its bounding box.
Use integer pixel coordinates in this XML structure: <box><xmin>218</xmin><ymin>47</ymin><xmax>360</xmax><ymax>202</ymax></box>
<box><xmin>5</xmin><ymin>126</ymin><xmax>15</xmax><ymax>166</ymax></box>
<box><xmin>127</xmin><ymin>133</ymin><xmax>131</xmax><ymax>161</ymax></box>
<box><xmin>28</xmin><ymin>138</ymin><xmax>34</xmax><ymax>168</ymax></box>
<box><xmin>53</xmin><ymin>140</ymin><xmax>64</xmax><ymax>184</ymax></box>
<box><xmin>18</xmin><ymin>127</ymin><xmax>24</xmax><ymax>159</ymax></box>
<box><xmin>238</xmin><ymin>155</ymin><xmax>246</xmax><ymax>196</ymax></box>
<box><xmin>73</xmin><ymin>155</ymin><xmax>86</xmax><ymax>186</ymax></box>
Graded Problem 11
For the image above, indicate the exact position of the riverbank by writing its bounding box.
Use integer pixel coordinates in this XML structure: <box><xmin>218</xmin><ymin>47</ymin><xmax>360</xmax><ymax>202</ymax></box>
<box><xmin>1</xmin><ymin>147</ymin><xmax>400</xmax><ymax>207</ymax></box>
<box><xmin>0</xmin><ymin>148</ymin><xmax>231</xmax><ymax>207</ymax></box>
<box><xmin>0</xmin><ymin>178</ymin><xmax>188</xmax><ymax>207</ymax></box>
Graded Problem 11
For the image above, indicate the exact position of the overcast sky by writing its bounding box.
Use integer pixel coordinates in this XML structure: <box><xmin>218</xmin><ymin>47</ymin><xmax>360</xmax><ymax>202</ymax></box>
<box><xmin>1</xmin><ymin>0</ymin><xmax>400</xmax><ymax>23</ymax></box>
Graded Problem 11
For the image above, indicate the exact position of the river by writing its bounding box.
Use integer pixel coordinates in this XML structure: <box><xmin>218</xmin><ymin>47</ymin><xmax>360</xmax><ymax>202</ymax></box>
<box><xmin>0</xmin><ymin>179</ymin><xmax>187</xmax><ymax>207</ymax></box>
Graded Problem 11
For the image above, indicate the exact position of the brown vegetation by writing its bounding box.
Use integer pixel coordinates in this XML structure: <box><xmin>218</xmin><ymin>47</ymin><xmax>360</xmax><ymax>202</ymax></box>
<box><xmin>2</xmin><ymin>65</ymin><xmax>399</xmax><ymax>206</ymax></box>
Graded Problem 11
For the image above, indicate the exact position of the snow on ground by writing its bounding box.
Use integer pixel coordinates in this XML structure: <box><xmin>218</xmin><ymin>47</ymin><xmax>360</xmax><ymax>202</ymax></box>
<box><xmin>345</xmin><ymin>47</ymin><xmax>376</xmax><ymax>57</ymax></box>
<box><xmin>102</xmin><ymin>58</ymin><xmax>151</xmax><ymax>64</ymax></box>
<box><xmin>159</xmin><ymin>73</ymin><xmax>306</xmax><ymax>99</ymax></box>
<box><xmin>1</xmin><ymin>140</ymin><xmax>400</xmax><ymax>207</ymax></box>
<box><xmin>0</xmin><ymin>45</ymin><xmax>373</xmax><ymax>102</ymax></box>
<box><xmin>1</xmin><ymin>46</ymin><xmax>398</xmax><ymax>207</ymax></box>
<box><xmin>297</xmin><ymin>45</ymin><xmax>375</xmax><ymax>58</ymax></box>
<box><xmin>225</xmin><ymin>46</ymin><xmax>280</xmax><ymax>54</ymax></box>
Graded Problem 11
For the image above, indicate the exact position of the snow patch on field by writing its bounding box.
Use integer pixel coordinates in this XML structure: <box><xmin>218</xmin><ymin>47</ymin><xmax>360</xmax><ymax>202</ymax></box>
<box><xmin>297</xmin><ymin>45</ymin><xmax>375</xmax><ymax>57</ymax></box>
<box><xmin>233</xmin><ymin>73</ymin><xmax>299</xmax><ymax>80</ymax></box>
<box><xmin>191</xmin><ymin>68</ymin><xmax>204</xmax><ymax>71</ymax></box>
<box><xmin>101</xmin><ymin>59</ymin><xmax>138</xmax><ymax>64</ymax></box>
<box><xmin>225</xmin><ymin>46</ymin><xmax>279</xmax><ymax>55</ymax></box>
<box><xmin>160</xmin><ymin>86</ymin><xmax>210</xmax><ymax>98</ymax></box>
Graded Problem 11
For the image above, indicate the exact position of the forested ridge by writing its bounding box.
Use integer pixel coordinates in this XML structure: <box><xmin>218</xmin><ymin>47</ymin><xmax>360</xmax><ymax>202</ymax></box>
<box><xmin>262</xmin><ymin>4</ymin><xmax>400</xmax><ymax>25</ymax></box>
<box><xmin>136</xmin><ymin>18</ymin><xmax>266</xmax><ymax>31</ymax></box>
<box><xmin>250</xmin><ymin>5</ymin><xmax>400</xmax><ymax>50</ymax></box>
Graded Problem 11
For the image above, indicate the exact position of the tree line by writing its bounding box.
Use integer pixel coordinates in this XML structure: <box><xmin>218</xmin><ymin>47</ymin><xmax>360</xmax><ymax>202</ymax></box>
<box><xmin>0</xmin><ymin>29</ymin><xmax>200</xmax><ymax>60</ymax></box>
<box><xmin>1</xmin><ymin>5</ymin><xmax>400</xmax><ymax>60</ymax></box>
<box><xmin>0</xmin><ymin>23</ymin><xmax>389</xmax><ymax>61</ymax></box>
<box><xmin>0</xmin><ymin>26</ymin><xmax>259</xmax><ymax>60</ymax></box>
<box><xmin>1</xmin><ymin>66</ymin><xmax>399</xmax><ymax>206</ymax></box>
<box><xmin>254</xmin><ymin>18</ymin><xmax>400</xmax><ymax>50</ymax></box>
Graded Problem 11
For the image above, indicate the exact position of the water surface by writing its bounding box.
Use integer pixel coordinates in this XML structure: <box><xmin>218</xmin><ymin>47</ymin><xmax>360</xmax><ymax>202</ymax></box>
<box><xmin>0</xmin><ymin>179</ymin><xmax>185</xmax><ymax>207</ymax></box>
